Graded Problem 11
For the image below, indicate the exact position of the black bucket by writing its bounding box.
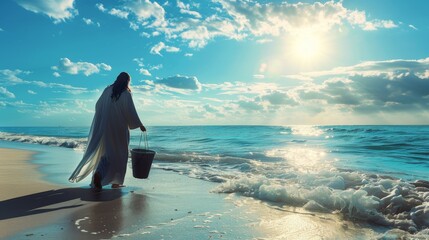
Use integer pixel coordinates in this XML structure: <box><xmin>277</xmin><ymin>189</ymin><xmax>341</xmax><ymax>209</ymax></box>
<box><xmin>131</xmin><ymin>148</ymin><xmax>156</xmax><ymax>179</ymax></box>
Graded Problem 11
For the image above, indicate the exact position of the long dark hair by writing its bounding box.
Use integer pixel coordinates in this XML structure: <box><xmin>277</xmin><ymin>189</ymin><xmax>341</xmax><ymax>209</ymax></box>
<box><xmin>110</xmin><ymin>72</ymin><xmax>131</xmax><ymax>101</ymax></box>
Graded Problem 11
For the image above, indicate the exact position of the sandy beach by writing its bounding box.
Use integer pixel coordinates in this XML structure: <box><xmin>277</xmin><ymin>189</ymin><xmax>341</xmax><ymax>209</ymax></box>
<box><xmin>0</xmin><ymin>146</ymin><xmax>264</xmax><ymax>239</ymax></box>
<box><xmin>0</xmin><ymin>148</ymin><xmax>61</xmax><ymax>236</ymax></box>
<box><xmin>2</xmin><ymin>0</ymin><xmax>429</xmax><ymax>238</ymax></box>
<box><xmin>0</xmin><ymin>143</ymin><xmax>385</xmax><ymax>240</ymax></box>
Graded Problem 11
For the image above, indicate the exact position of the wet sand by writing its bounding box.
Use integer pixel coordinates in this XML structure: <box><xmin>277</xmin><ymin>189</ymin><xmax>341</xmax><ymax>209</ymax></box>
<box><xmin>0</xmin><ymin>147</ymin><xmax>263</xmax><ymax>239</ymax></box>
<box><xmin>0</xmin><ymin>146</ymin><xmax>381</xmax><ymax>239</ymax></box>
<box><xmin>0</xmin><ymin>148</ymin><xmax>62</xmax><ymax>237</ymax></box>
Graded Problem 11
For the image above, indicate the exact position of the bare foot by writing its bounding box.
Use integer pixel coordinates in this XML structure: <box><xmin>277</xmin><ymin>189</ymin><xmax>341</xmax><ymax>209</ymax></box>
<box><xmin>111</xmin><ymin>184</ymin><xmax>125</xmax><ymax>189</ymax></box>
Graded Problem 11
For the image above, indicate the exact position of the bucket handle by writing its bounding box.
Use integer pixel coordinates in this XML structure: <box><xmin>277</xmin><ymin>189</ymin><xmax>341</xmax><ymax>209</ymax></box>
<box><xmin>138</xmin><ymin>131</ymin><xmax>149</xmax><ymax>150</ymax></box>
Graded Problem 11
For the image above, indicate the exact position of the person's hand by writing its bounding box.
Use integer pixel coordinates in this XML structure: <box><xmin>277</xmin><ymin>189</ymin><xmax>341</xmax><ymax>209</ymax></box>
<box><xmin>140</xmin><ymin>125</ymin><xmax>146</xmax><ymax>132</ymax></box>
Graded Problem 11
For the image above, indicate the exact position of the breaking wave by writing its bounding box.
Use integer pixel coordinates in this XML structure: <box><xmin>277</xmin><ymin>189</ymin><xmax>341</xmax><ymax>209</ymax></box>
<box><xmin>1</xmin><ymin>126</ymin><xmax>428</xmax><ymax>237</ymax></box>
<box><xmin>0</xmin><ymin>132</ymin><xmax>86</xmax><ymax>149</ymax></box>
<box><xmin>212</xmin><ymin>170</ymin><xmax>429</xmax><ymax>236</ymax></box>
<box><xmin>148</xmin><ymin>150</ymin><xmax>429</xmax><ymax>236</ymax></box>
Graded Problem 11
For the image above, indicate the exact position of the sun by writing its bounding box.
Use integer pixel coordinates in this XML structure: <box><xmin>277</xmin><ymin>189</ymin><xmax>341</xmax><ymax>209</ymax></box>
<box><xmin>290</xmin><ymin>31</ymin><xmax>324</xmax><ymax>62</ymax></box>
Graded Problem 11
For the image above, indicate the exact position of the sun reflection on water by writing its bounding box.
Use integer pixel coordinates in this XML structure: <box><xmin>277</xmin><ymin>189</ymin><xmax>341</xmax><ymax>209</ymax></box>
<box><xmin>266</xmin><ymin>147</ymin><xmax>329</xmax><ymax>172</ymax></box>
<box><xmin>290</xmin><ymin>125</ymin><xmax>324</xmax><ymax>137</ymax></box>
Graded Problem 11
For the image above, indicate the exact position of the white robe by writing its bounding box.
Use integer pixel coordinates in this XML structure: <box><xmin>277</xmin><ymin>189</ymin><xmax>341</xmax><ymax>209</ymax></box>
<box><xmin>69</xmin><ymin>86</ymin><xmax>142</xmax><ymax>185</ymax></box>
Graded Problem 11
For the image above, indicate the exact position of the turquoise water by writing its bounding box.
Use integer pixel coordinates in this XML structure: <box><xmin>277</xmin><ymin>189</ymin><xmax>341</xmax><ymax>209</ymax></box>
<box><xmin>1</xmin><ymin>125</ymin><xmax>429</xmax><ymax>236</ymax></box>
<box><xmin>1</xmin><ymin>125</ymin><xmax>427</xmax><ymax>180</ymax></box>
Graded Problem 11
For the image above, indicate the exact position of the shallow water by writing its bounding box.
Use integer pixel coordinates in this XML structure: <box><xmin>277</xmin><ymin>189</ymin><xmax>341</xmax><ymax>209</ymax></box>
<box><xmin>1</xmin><ymin>125</ymin><xmax>428</xmax><ymax>237</ymax></box>
<box><xmin>1</xmin><ymin>125</ymin><xmax>428</xmax><ymax>179</ymax></box>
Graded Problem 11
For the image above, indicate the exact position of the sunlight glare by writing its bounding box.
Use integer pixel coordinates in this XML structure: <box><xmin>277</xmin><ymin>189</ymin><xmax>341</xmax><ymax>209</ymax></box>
<box><xmin>291</xmin><ymin>125</ymin><xmax>324</xmax><ymax>137</ymax></box>
<box><xmin>290</xmin><ymin>31</ymin><xmax>325</xmax><ymax>62</ymax></box>
<box><xmin>266</xmin><ymin>147</ymin><xmax>328</xmax><ymax>172</ymax></box>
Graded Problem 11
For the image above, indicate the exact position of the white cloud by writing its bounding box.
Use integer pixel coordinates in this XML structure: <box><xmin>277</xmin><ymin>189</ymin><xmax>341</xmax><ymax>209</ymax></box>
<box><xmin>97</xmin><ymin>63</ymin><xmax>112</xmax><ymax>71</ymax></box>
<box><xmin>0</xmin><ymin>69</ymin><xmax>31</xmax><ymax>84</ymax></box>
<box><xmin>95</xmin><ymin>3</ymin><xmax>106</xmax><ymax>12</ymax></box>
<box><xmin>381</xmin><ymin>20</ymin><xmax>398</xmax><ymax>29</ymax></box>
<box><xmin>150</xmin><ymin>64</ymin><xmax>163</xmax><ymax>70</ymax></box>
<box><xmin>291</xmin><ymin>58</ymin><xmax>429</xmax><ymax>79</ymax></box>
<box><xmin>124</xmin><ymin>0</ymin><xmax>167</xmax><ymax>27</ymax></box>
<box><xmin>417</xmin><ymin>70</ymin><xmax>429</xmax><ymax>79</ymax></box>
<box><xmin>200</xmin><ymin>88</ymin><xmax>297</xmax><ymax>115</ymax></box>
<box><xmin>1</xmin><ymin>68</ymin><xmax>95</xmax><ymax>97</ymax></box>
<box><xmin>83</xmin><ymin>18</ymin><xmax>92</xmax><ymax>25</ymax></box>
<box><xmin>95</xmin><ymin>1</ymin><xmax>245</xmax><ymax>49</ymax></box>
<box><xmin>83</xmin><ymin>18</ymin><xmax>100</xmax><ymax>27</ymax></box>
<box><xmin>173</xmin><ymin>15</ymin><xmax>245</xmax><ymax>49</ymax></box>
<box><xmin>74</xmin><ymin>99</ymin><xmax>93</xmax><ymax>113</ymax></box>
<box><xmin>180</xmin><ymin>25</ymin><xmax>211</xmax><ymax>48</ymax></box>
<box><xmin>3</xmin><ymin>100</ymin><xmax>33</xmax><ymax>108</ymax></box>
<box><xmin>202</xmin><ymin>97</ymin><xmax>224</xmax><ymax>103</ymax></box>
<box><xmin>97</xmin><ymin>1</ymin><xmax>167</xmax><ymax>29</ymax></box>
<box><xmin>133</xmin><ymin>58</ymin><xmax>152</xmax><ymax>76</ymax></box>
<box><xmin>109</xmin><ymin>8</ymin><xmax>129</xmax><ymax>19</ymax></box>
<box><xmin>236</xmin><ymin>97</ymin><xmax>265</xmax><ymax>112</ymax></box>
<box><xmin>27</xmin><ymin>90</ymin><xmax>37</xmax><ymax>95</ymax></box>
<box><xmin>346</xmin><ymin>10</ymin><xmax>366</xmax><ymax>26</ymax></box>
<box><xmin>15</xmin><ymin>0</ymin><xmax>78</xmax><ymax>24</ymax></box>
<box><xmin>193</xmin><ymin>57</ymin><xmax>429</xmax><ymax>120</ymax></box>
<box><xmin>0</xmin><ymin>87</ymin><xmax>15</xmax><ymax>98</ymax></box>
<box><xmin>362</xmin><ymin>20</ymin><xmax>397</xmax><ymax>31</ymax></box>
<box><xmin>53</xmin><ymin>72</ymin><xmax>61</xmax><ymax>77</ymax></box>
<box><xmin>140</xmin><ymin>31</ymin><xmax>150</xmax><ymax>37</ymax></box>
<box><xmin>9</xmin><ymin>99</ymin><xmax>96</xmax><ymax>117</ymax></box>
<box><xmin>156</xmin><ymin>75</ymin><xmax>202</xmax><ymax>92</ymax></box>
<box><xmin>282</xmin><ymin>74</ymin><xmax>313</xmax><ymax>81</ymax></box>
<box><xmin>33</xmin><ymin>81</ymin><xmax>93</xmax><ymax>95</ymax></box>
<box><xmin>130</xmin><ymin>22</ymin><xmax>140</xmax><ymax>31</ymax></box>
<box><xmin>133</xmin><ymin>58</ymin><xmax>145</xmax><ymax>67</ymax></box>
<box><xmin>253</xmin><ymin>74</ymin><xmax>264</xmax><ymax>79</ymax></box>
<box><xmin>256</xmin><ymin>39</ymin><xmax>272</xmax><ymax>44</ymax></box>
<box><xmin>177</xmin><ymin>0</ymin><xmax>202</xmax><ymax>18</ymax></box>
<box><xmin>409</xmin><ymin>24</ymin><xmax>418</xmax><ymax>30</ymax></box>
<box><xmin>53</xmin><ymin>58</ymin><xmax>112</xmax><ymax>76</ymax></box>
<box><xmin>150</xmin><ymin>42</ymin><xmax>180</xmax><ymax>55</ymax></box>
<box><xmin>202</xmin><ymin>103</ymin><xmax>225</xmax><ymax>117</ymax></box>
<box><xmin>158</xmin><ymin>99</ymin><xmax>200</xmax><ymax>117</ymax></box>
<box><xmin>289</xmin><ymin>58</ymin><xmax>429</xmax><ymax>113</ymax></box>
<box><xmin>128</xmin><ymin>57</ymin><xmax>429</xmax><ymax>124</ymax></box>
<box><xmin>204</xmin><ymin>81</ymin><xmax>278</xmax><ymax>95</ymax></box>
<box><xmin>216</xmin><ymin>0</ymin><xmax>397</xmax><ymax>36</ymax></box>
<box><xmin>261</xmin><ymin>90</ymin><xmax>296</xmax><ymax>106</ymax></box>
<box><xmin>95</xmin><ymin>0</ymin><xmax>398</xmax><ymax>52</ymax></box>
<box><xmin>139</xmin><ymin>69</ymin><xmax>151</xmax><ymax>76</ymax></box>
<box><xmin>346</xmin><ymin>11</ymin><xmax>398</xmax><ymax>31</ymax></box>
<box><xmin>184</xmin><ymin>53</ymin><xmax>193</xmax><ymax>57</ymax></box>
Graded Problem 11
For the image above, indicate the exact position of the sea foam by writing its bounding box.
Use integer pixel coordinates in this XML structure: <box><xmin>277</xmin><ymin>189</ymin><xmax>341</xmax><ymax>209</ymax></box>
<box><xmin>152</xmin><ymin>149</ymin><xmax>429</xmax><ymax>235</ymax></box>
<box><xmin>1</xmin><ymin>126</ymin><xmax>427</xmax><ymax>237</ymax></box>
<box><xmin>0</xmin><ymin>132</ymin><xmax>86</xmax><ymax>149</ymax></box>
<box><xmin>213</xmin><ymin>171</ymin><xmax>429</xmax><ymax>235</ymax></box>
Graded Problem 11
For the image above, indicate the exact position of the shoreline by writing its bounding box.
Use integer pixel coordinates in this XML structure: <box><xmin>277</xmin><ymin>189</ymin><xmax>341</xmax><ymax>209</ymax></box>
<box><xmin>0</xmin><ymin>145</ymin><xmax>265</xmax><ymax>239</ymax></box>
<box><xmin>0</xmin><ymin>143</ymin><xmax>411</xmax><ymax>239</ymax></box>
<box><xmin>0</xmin><ymin>148</ymin><xmax>61</xmax><ymax>237</ymax></box>
<box><xmin>0</xmin><ymin>148</ymin><xmax>57</xmax><ymax>200</ymax></box>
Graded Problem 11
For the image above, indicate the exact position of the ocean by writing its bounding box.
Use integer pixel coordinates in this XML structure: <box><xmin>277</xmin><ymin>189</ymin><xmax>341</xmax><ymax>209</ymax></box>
<box><xmin>1</xmin><ymin>125</ymin><xmax>428</xmax><ymax>237</ymax></box>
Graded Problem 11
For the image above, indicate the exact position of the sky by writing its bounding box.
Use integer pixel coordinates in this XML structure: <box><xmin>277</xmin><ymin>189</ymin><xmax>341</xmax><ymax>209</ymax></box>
<box><xmin>0</xmin><ymin>0</ymin><xmax>429</xmax><ymax>126</ymax></box>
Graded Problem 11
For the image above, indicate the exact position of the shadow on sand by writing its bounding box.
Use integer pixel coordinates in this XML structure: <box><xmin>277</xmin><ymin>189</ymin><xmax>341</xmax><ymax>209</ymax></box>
<box><xmin>0</xmin><ymin>187</ymin><xmax>126</xmax><ymax>220</ymax></box>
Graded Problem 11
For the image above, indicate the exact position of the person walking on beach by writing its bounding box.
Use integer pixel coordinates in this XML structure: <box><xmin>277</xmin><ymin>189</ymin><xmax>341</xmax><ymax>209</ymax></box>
<box><xmin>69</xmin><ymin>72</ymin><xmax>146</xmax><ymax>190</ymax></box>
